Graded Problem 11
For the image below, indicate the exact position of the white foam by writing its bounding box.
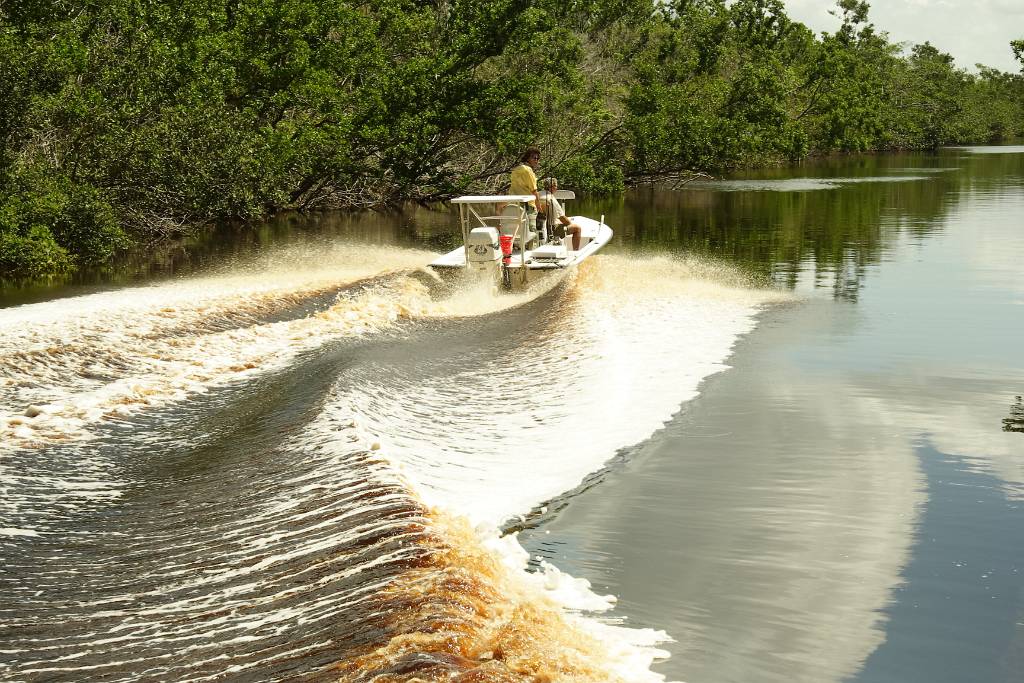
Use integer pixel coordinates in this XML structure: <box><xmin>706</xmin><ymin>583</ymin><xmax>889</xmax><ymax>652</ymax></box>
<box><xmin>340</xmin><ymin>260</ymin><xmax>769</xmax><ymax>527</ymax></box>
<box><xmin>305</xmin><ymin>254</ymin><xmax>784</xmax><ymax>681</ymax></box>
<box><xmin>0</xmin><ymin>246</ymin><xmax>442</xmax><ymax>452</ymax></box>
<box><xmin>468</xmin><ymin>519</ymin><xmax>672</xmax><ymax>681</ymax></box>
<box><xmin>0</xmin><ymin>527</ymin><xmax>40</xmax><ymax>537</ymax></box>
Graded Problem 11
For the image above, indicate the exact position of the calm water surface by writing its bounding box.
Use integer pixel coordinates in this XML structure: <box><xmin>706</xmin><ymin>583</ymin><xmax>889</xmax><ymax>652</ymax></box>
<box><xmin>2</xmin><ymin>147</ymin><xmax>1022</xmax><ymax>682</ymax></box>
<box><xmin>526</xmin><ymin>147</ymin><xmax>1024</xmax><ymax>683</ymax></box>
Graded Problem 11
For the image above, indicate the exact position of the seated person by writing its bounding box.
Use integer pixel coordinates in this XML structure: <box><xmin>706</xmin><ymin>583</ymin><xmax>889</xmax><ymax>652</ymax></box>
<box><xmin>539</xmin><ymin>177</ymin><xmax>582</xmax><ymax>251</ymax></box>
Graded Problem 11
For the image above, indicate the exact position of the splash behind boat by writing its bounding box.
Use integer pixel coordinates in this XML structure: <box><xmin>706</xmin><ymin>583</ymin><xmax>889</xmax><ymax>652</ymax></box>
<box><xmin>429</xmin><ymin>193</ymin><xmax>612</xmax><ymax>290</ymax></box>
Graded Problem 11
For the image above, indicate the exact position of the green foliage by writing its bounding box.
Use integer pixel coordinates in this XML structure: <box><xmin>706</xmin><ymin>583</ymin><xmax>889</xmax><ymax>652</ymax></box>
<box><xmin>0</xmin><ymin>227</ymin><xmax>73</xmax><ymax>278</ymax></box>
<box><xmin>558</xmin><ymin>149</ymin><xmax>626</xmax><ymax>195</ymax></box>
<box><xmin>0</xmin><ymin>167</ymin><xmax>128</xmax><ymax>277</ymax></box>
<box><xmin>1</xmin><ymin>0</ymin><xmax>1023</xmax><ymax>279</ymax></box>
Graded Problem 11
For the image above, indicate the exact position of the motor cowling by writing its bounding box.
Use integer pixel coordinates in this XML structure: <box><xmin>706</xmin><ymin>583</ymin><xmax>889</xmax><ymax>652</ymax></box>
<box><xmin>467</xmin><ymin>227</ymin><xmax>501</xmax><ymax>267</ymax></box>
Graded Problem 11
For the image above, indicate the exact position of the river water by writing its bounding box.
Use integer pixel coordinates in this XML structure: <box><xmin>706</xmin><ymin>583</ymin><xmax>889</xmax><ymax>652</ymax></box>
<box><xmin>1</xmin><ymin>147</ymin><xmax>1022</xmax><ymax>682</ymax></box>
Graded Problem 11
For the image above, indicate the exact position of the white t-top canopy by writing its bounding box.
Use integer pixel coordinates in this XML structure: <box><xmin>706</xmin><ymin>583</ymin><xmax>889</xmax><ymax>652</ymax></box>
<box><xmin>452</xmin><ymin>195</ymin><xmax>534</xmax><ymax>204</ymax></box>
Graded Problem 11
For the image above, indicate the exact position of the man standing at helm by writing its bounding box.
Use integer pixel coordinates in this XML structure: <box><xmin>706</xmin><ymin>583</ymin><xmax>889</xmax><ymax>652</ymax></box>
<box><xmin>509</xmin><ymin>146</ymin><xmax>542</xmax><ymax>232</ymax></box>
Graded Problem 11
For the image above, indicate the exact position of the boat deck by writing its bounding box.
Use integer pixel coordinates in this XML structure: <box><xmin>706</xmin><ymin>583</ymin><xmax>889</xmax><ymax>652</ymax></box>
<box><xmin>431</xmin><ymin>216</ymin><xmax>610</xmax><ymax>270</ymax></box>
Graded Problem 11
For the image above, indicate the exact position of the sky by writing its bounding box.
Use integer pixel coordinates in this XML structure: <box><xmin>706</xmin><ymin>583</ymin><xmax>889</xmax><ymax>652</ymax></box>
<box><xmin>782</xmin><ymin>0</ymin><xmax>1024</xmax><ymax>73</ymax></box>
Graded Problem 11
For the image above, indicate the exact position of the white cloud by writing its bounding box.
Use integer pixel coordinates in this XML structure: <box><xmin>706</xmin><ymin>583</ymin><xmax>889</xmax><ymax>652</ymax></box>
<box><xmin>783</xmin><ymin>0</ymin><xmax>1022</xmax><ymax>72</ymax></box>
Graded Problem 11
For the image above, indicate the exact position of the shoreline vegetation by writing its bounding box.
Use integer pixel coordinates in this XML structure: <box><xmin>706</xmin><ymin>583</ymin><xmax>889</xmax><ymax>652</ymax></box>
<box><xmin>2</xmin><ymin>0</ymin><xmax>1023</xmax><ymax>279</ymax></box>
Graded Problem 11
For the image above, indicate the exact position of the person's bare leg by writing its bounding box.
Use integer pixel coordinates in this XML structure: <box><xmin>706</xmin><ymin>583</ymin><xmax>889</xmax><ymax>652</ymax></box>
<box><xmin>571</xmin><ymin>227</ymin><xmax>581</xmax><ymax>251</ymax></box>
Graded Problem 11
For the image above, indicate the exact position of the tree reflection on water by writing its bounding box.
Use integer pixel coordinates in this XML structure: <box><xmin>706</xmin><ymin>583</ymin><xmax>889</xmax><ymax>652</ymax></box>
<box><xmin>578</xmin><ymin>148</ymin><xmax>1024</xmax><ymax>302</ymax></box>
<box><xmin>1003</xmin><ymin>396</ymin><xmax>1024</xmax><ymax>434</ymax></box>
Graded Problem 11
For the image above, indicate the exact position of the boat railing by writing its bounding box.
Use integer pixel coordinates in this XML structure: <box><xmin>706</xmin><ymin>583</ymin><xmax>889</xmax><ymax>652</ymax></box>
<box><xmin>455</xmin><ymin>196</ymin><xmax>530</xmax><ymax>252</ymax></box>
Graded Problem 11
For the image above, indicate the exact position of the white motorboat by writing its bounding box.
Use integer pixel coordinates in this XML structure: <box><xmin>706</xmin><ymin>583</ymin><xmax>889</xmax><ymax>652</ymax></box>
<box><xmin>429</xmin><ymin>192</ymin><xmax>613</xmax><ymax>290</ymax></box>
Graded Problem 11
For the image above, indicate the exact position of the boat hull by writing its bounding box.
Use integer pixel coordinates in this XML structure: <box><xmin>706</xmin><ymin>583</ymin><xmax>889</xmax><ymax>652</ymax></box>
<box><xmin>429</xmin><ymin>217</ymin><xmax>612</xmax><ymax>290</ymax></box>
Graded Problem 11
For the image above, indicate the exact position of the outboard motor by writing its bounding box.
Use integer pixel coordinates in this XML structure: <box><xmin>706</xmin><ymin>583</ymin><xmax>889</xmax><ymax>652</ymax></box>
<box><xmin>467</xmin><ymin>227</ymin><xmax>501</xmax><ymax>278</ymax></box>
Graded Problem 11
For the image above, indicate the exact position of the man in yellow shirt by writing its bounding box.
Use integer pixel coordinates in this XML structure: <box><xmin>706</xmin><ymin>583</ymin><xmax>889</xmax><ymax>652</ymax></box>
<box><xmin>509</xmin><ymin>146</ymin><xmax>542</xmax><ymax>233</ymax></box>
